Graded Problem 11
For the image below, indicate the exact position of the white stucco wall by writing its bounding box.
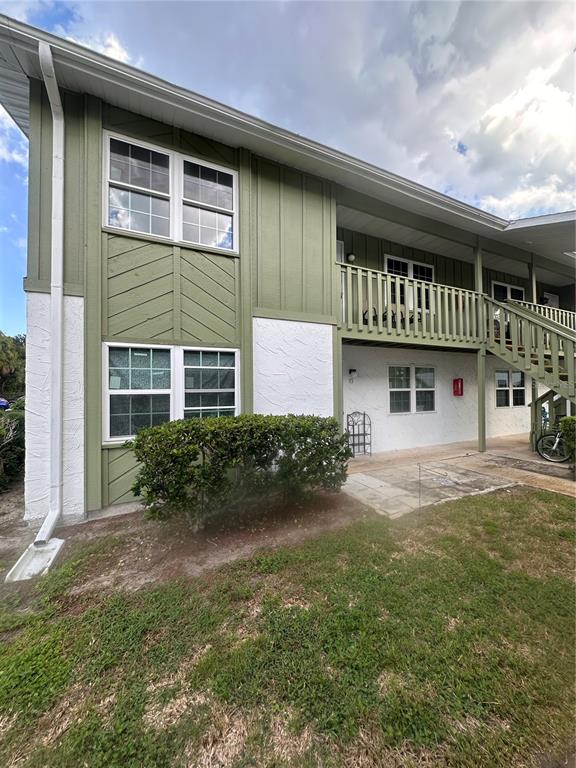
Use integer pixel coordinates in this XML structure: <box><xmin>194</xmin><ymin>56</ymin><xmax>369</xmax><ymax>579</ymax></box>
<box><xmin>342</xmin><ymin>345</ymin><xmax>533</xmax><ymax>453</ymax></box>
<box><xmin>253</xmin><ymin>317</ymin><xmax>334</xmax><ymax>416</ymax></box>
<box><xmin>25</xmin><ymin>292</ymin><xmax>85</xmax><ymax>522</ymax></box>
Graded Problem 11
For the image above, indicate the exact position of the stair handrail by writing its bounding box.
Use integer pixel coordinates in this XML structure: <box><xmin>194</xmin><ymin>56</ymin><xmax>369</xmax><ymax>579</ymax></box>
<box><xmin>484</xmin><ymin>296</ymin><xmax>575</xmax><ymax>403</ymax></box>
<box><xmin>508</xmin><ymin>300</ymin><xmax>576</xmax><ymax>336</ymax></box>
<box><xmin>485</xmin><ymin>297</ymin><xmax>576</xmax><ymax>343</ymax></box>
<box><xmin>509</xmin><ymin>299</ymin><xmax>576</xmax><ymax>331</ymax></box>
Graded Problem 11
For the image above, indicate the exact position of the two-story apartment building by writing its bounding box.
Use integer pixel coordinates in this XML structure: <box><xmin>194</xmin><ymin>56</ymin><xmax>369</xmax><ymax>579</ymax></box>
<box><xmin>1</xmin><ymin>16</ymin><xmax>574</xmax><ymax>536</ymax></box>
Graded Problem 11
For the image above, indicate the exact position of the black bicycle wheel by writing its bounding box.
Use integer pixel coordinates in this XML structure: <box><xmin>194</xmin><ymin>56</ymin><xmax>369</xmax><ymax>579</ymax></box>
<box><xmin>536</xmin><ymin>434</ymin><xmax>570</xmax><ymax>463</ymax></box>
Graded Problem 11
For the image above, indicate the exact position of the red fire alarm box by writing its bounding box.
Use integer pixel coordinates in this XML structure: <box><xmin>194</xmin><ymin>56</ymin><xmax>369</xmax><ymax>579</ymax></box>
<box><xmin>453</xmin><ymin>378</ymin><xmax>464</xmax><ymax>397</ymax></box>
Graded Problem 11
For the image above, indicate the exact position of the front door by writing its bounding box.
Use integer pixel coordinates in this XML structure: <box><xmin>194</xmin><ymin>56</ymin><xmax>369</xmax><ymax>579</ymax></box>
<box><xmin>543</xmin><ymin>292</ymin><xmax>560</xmax><ymax>308</ymax></box>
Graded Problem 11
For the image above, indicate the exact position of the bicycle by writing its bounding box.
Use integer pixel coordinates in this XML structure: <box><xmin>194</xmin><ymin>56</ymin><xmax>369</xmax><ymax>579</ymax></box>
<box><xmin>536</xmin><ymin>429</ymin><xmax>570</xmax><ymax>463</ymax></box>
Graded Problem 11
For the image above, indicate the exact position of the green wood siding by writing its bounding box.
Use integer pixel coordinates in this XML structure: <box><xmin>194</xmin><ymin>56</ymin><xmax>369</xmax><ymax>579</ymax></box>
<box><xmin>26</xmin><ymin>81</ymin><xmax>86</xmax><ymax>293</ymax></box>
<box><xmin>102</xmin><ymin>104</ymin><xmax>236</xmax><ymax>168</ymax></box>
<box><xmin>103</xmin><ymin>234</ymin><xmax>239</xmax><ymax>345</ymax></box>
<box><xmin>538</xmin><ymin>282</ymin><xmax>576</xmax><ymax>312</ymax></box>
<box><xmin>338</xmin><ymin>227</ymin><xmax>535</xmax><ymax>296</ymax></box>
<box><xmin>252</xmin><ymin>158</ymin><xmax>336</xmax><ymax>320</ymax></box>
<box><xmin>338</xmin><ymin>227</ymin><xmax>475</xmax><ymax>290</ymax></box>
<box><xmin>102</xmin><ymin>446</ymin><xmax>139</xmax><ymax>506</ymax></box>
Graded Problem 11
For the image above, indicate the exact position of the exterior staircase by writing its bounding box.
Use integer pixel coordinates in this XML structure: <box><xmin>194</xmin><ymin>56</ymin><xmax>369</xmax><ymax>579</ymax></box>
<box><xmin>484</xmin><ymin>297</ymin><xmax>576</xmax><ymax>405</ymax></box>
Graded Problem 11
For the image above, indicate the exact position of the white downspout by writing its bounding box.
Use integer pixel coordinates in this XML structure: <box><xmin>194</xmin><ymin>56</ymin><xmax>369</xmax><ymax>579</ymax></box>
<box><xmin>35</xmin><ymin>41</ymin><xmax>64</xmax><ymax>546</ymax></box>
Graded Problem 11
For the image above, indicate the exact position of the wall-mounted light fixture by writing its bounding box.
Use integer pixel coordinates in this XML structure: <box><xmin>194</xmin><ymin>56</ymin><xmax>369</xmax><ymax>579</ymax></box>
<box><xmin>348</xmin><ymin>368</ymin><xmax>358</xmax><ymax>383</ymax></box>
<box><xmin>346</xmin><ymin>252</ymin><xmax>356</xmax><ymax>263</ymax></box>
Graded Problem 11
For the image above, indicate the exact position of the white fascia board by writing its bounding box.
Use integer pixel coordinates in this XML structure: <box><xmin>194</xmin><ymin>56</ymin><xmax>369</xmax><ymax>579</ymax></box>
<box><xmin>505</xmin><ymin>210</ymin><xmax>576</xmax><ymax>230</ymax></box>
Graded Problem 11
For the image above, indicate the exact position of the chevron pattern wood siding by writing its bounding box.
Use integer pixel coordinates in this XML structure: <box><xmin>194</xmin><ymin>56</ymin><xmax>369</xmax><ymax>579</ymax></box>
<box><xmin>180</xmin><ymin>250</ymin><xmax>238</xmax><ymax>345</ymax></box>
<box><xmin>104</xmin><ymin>234</ymin><xmax>239</xmax><ymax>345</ymax></box>
<box><xmin>103</xmin><ymin>447</ymin><xmax>139</xmax><ymax>506</ymax></box>
<box><xmin>105</xmin><ymin>235</ymin><xmax>174</xmax><ymax>339</ymax></box>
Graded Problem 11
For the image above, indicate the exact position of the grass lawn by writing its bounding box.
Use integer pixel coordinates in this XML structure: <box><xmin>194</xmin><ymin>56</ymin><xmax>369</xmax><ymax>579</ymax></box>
<box><xmin>0</xmin><ymin>488</ymin><xmax>574</xmax><ymax>767</ymax></box>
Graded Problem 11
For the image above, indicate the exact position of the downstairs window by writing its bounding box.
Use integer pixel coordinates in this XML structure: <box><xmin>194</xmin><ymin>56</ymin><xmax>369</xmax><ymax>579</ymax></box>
<box><xmin>104</xmin><ymin>344</ymin><xmax>239</xmax><ymax>441</ymax></box>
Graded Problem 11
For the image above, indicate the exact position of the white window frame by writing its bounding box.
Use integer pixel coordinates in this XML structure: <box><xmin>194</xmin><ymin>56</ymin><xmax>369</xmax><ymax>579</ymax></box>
<box><xmin>495</xmin><ymin>369</ymin><xmax>525</xmax><ymax>409</ymax></box>
<box><xmin>385</xmin><ymin>255</ymin><xmax>435</xmax><ymax>283</ymax></box>
<box><xmin>103</xmin><ymin>342</ymin><xmax>240</xmax><ymax>444</ymax></box>
<box><xmin>491</xmin><ymin>281</ymin><xmax>525</xmax><ymax>302</ymax></box>
<box><xmin>388</xmin><ymin>364</ymin><xmax>436</xmax><ymax>415</ymax></box>
<box><xmin>414</xmin><ymin>366</ymin><xmax>436</xmax><ymax>413</ymax></box>
<box><xmin>103</xmin><ymin>131</ymin><xmax>239</xmax><ymax>254</ymax></box>
<box><xmin>177</xmin><ymin>346</ymin><xmax>240</xmax><ymax>420</ymax></box>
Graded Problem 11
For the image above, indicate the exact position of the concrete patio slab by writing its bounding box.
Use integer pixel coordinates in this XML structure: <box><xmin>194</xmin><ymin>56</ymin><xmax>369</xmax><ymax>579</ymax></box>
<box><xmin>344</xmin><ymin>434</ymin><xmax>572</xmax><ymax>518</ymax></box>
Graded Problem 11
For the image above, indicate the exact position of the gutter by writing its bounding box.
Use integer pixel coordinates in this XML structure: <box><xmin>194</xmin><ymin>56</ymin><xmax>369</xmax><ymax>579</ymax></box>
<box><xmin>5</xmin><ymin>40</ymin><xmax>65</xmax><ymax>581</ymax></box>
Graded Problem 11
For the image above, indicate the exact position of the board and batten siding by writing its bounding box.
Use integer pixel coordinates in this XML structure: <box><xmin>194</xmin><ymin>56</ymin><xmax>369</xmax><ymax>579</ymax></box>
<box><xmin>26</xmin><ymin>80</ymin><xmax>86</xmax><ymax>294</ymax></box>
<box><xmin>337</xmin><ymin>227</ymin><xmax>533</xmax><ymax>296</ymax></box>
<box><xmin>251</xmin><ymin>158</ymin><xmax>337</xmax><ymax>321</ymax></box>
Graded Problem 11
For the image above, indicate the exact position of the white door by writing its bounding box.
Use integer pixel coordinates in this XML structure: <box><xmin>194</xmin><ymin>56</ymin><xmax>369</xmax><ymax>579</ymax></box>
<box><xmin>543</xmin><ymin>292</ymin><xmax>559</xmax><ymax>308</ymax></box>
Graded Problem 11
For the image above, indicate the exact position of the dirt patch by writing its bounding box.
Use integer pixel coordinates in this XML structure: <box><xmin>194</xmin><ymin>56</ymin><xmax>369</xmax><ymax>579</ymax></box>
<box><xmin>53</xmin><ymin>492</ymin><xmax>372</xmax><ymax>595</ymax></box>
<box><xmin>0</xmin><ymin>483</ymin><xmax>34</xmax><ymax>570</ymax></box>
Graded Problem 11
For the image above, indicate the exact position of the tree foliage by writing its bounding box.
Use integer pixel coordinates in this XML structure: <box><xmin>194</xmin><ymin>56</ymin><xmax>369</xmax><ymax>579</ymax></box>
<box><xmin>559</xmin><ymin>415</ymin><xmax>576</xmax><ymax>463</ymax></box>
<box><xmin>0</xmin><ymin>401</ymin><xmax>25</xmax><ymax>491</ymax></box>
<box><xmin>0</xmin><ymin>332</ymin><xmax>26</xmax><ymax>399</ymax></box>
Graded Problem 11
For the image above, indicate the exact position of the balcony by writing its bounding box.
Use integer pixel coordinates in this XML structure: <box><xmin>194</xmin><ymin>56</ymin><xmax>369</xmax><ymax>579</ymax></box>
<box><xmin>338</xmin><ymin>264</ymin><xmax>484</xmax><ymax>347</ymax></box>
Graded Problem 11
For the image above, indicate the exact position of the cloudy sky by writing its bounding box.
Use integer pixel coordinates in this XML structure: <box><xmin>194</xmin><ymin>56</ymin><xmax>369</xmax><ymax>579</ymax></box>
<box><xmin>0</xmin><ymin>0</ymin><xmax>574</xmax><ymax>334</ymax></box>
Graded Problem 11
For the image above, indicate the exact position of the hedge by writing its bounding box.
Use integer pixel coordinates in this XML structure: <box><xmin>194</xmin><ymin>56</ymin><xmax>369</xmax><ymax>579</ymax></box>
<box><xmin>129</xmin><ymin>414</ymin><xmax>352</xmax><ymax>528</ymax></box>
<box><xmin>559</xmin><ymin>415</ymin><xmax>576</xmax><ymax>463</ymax></box>
<box><xmin>0</xmin><ymin>400</ymin><xmax>25</xmax><ymax>492</ymax></box>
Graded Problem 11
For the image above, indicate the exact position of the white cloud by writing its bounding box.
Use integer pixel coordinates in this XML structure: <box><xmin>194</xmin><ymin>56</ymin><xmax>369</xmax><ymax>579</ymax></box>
<box><xmin>57</xmin><ymin>29</ymin><xmax>135</xmax><ymax>64</ymax></box>
<box><xmin>0</xmin><ymin>106</ymin><xmax>28</xmax><ymax>167</ymax></box>
<box><xmin>0</xmin><ymin>0</ymin><xmax>573</xmax><ymax>220</ymax></box>
<box><xmin>0</xmin><ymin>1</ymin><xmax>38</xmax><ymax>22</ymax></box>
<box><xmin>480</xmin><ymin>176</ymin><xmax>576</xmax><ymax>220</ymax></box>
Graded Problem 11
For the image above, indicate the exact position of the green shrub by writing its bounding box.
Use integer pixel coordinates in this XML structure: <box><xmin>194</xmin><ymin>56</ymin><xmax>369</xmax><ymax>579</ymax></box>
<box><xmin>559</xmin><ymin>415</ymin><xmax>576</xmax><ymax>462</ymax></box>
<box><xmin>129</xmin><ymin>414</ymin><xmax>352</xmax><ymax>527</ymax></box>
<box><xmin>0</xmin><ymin>404</ymin><xmax>24</xmax><ymax>492</ymax></box>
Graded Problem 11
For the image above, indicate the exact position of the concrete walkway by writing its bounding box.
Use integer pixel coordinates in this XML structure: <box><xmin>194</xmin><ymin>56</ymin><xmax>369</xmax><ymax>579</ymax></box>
<box><xmin>345</xmin><ymin>434</ymin><xmax>575</xmax><ymax>519</ymax></box>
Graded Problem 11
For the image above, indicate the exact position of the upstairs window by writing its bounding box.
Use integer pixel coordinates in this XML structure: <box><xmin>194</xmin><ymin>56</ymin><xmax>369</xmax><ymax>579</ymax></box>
<box><xmin>492</xmin><ymin>282</ymin><xmax>525</xmax><ymax>302</ymax></box>
<box><xmin>182</xmin><ymin>162</ymin><xmax>235</xmax><ymax>250</ymax></box>
<box><xmin>385</xmin><ymin>257</ymin><xmax>434</xmax><ymax>306</ymax></box>
<box><xmin>105</xmin><ymin>134</ymin><xmax>237</xmax><ymax>252</ymax></box>
<box><xmin>385</xmin><ymin>257</ymin><xmax>434</xmax><ymax>283</ymax></box>
<box><xmin>108</xmin><ymin>139</ymin><xmax>171</xmax><ymax>237</ymax></box>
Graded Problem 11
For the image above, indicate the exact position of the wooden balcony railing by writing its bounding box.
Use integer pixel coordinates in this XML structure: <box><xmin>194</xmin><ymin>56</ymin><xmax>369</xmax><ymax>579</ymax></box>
<box><xmin>509</xmin><ymin>300</ymin><xmax>576</xmax><ymax>331</ymax></box>
<box><xmin>339</xmin><ymin>264</ymin><xmax>484</xmax><ymax>344</ymax></box>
